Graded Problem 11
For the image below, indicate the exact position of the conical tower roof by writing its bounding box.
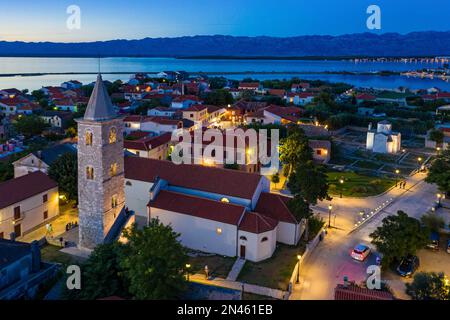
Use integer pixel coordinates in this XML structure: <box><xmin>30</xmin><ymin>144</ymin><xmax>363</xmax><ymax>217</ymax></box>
<box><xmin>84</xmin><ymin>74</ymin><xmax>116</xmax><ymax>121</ymax></box>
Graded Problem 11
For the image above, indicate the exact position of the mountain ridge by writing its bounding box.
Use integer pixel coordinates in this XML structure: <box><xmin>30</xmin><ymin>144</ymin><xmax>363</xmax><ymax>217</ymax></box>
<box><xmin>1</xmin><ymin>31</ymin><xmax>449</xmax><ymax>57</ymax></box>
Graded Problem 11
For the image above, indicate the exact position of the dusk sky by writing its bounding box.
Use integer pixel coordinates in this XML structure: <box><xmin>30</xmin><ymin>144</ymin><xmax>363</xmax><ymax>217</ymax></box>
<box><xmin>1</xmin><ymin>0</ymin><xmax>449</xmax><ymax>42</ymax></box>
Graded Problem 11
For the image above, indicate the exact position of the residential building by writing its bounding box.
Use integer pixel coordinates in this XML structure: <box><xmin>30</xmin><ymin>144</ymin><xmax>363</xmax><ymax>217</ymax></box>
<box><xmin>147</xmin><ymin>106</ymin><xmax>179</xmax><ymax>117</ymax></box>
<box><xmin>13</xmin><ymin>143</ymin><xmax>77</xmax><ymax>178</ymax></box>
<box><xmin>0</xmin><ymin>172</ymin><xmax>59</xmax><ymax>239</ymax></box>
<box><xmin>61</xmin><ymin>80</ymin><xmax>82</xmax><ymax>90</ymax></box>
<box><xmin>123</xmin><ymin>115</ymin><xmax>183</xmax><ymax>135</ymax></box>
<box><xmin>182</xmin><ymin>104</ymin><xmax>209</xmax><ymax>127</ymax></box>
<box><xmin>124</xmin><ymin>132</ymin><xmax>172</xmax><ymax>160</ymax></box>
<box><xmin>0</xmin><ymin>239</ymin><xmax>59</xmax><ymax>300</ymax></box>
<box><xmin>309</xmin><ymin>140</ymin><xmax>331</xmax><ymax>163</ymax></box>
<box><xmin>238</xmin><ymin>82</ymin><xmax>260</xmax><ymax>92</ymax></box>
<box><xmin>40</xmin><ymin>111</ymin><xmax>73</xmax><ymax>129</ymax></box>
<box><xmin>171</xmin><ymin>95</ymin><xmax>202</xmax><ymax>109</ymax></box>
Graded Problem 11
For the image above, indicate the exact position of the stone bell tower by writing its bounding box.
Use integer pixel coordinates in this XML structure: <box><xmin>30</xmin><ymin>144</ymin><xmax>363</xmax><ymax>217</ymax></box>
<box><xmin>76</xmin><ymin>74</ymin><xmax>125</xmax><ymax>250</ymax></box>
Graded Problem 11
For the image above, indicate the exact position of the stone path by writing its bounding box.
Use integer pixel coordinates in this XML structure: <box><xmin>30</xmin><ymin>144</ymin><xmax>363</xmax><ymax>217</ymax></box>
<box><xmin>226</xmin><ymin>258</ymin><xmax>246</xmax><ymax>281</ymax></box>
<box><xmin>190</xmin><ymin>274</ymin><xmax>288</xmax><ymax>300</ymax></box>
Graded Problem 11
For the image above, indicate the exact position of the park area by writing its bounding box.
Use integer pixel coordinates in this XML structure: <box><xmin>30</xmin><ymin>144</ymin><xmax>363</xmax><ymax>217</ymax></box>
<box><xmin>327</xmin><ymin>171</ymin><xmax>396</xmax><ymax>197</ymax></box>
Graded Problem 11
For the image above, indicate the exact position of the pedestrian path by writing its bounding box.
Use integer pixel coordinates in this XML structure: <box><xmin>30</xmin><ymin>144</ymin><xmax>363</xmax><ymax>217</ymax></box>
<box><xmin>226</xmin><ymin>258</ymin><xmax>246</xmax><ymax>281</ymax></box>
<box><xmin>190</xmin><ymin>274</ymin><xmax>287</xmax><ymax>300</ymax></box>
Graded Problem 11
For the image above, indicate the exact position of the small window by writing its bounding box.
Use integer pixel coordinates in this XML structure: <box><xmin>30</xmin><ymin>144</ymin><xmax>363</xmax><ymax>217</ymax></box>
<box><xmin>261</xmin><ymin>237</ymin><xmax>268</xmax><ymax>242</ymax></box>
<box><xmin>109</xmin><ymin>127</ymin><xmax>117</xmax><ymax>144</ymax></box>
<box><xmin>85</xmin><ymin>130</ymin><xmax>93</xmax><ymax>146</ymax></box>
<box><xmin>316</xmin><ymin>149</ymin><xmax>322</xmax><ymax>155</ymax></box>
<box><xmin>110</xmin><ymin>163</ymin><xmax>118</xmax><ymax>177</ymax></box>
<box><xmin>216</xmin><ymin>227</ymin><xmax>222</xmax><ymax>235</ymax></box>
<box><xmin>86</xmin><ymin>166</ymin><xmax>94</xmax><ymax>180</ymax></box>
<box><xmin>240</xmin><ymin>236</ymin><xmax>247</xmax><ymax>241</ymax></box>
<box><xmin>43</xmin><ymin>211</ymin><xmax>48</xmax><ymax>220</ymax></box>
<box><xmin>43</xmin><ymin>194</ymin><xmax>48</xmax><ymax>203</ymax></box>
<box><xmin>14</xmin><ymin>206</ymin><xmax>21</xmax><ymax>220</ymax></box>
<box><xmin>111</xmin><ymin>195</ymin><xmax>118</xmax><ymax>208</ymax></box>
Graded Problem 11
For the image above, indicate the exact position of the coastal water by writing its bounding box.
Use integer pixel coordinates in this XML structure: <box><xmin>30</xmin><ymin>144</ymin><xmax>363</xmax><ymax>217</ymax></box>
<box><xmin>0</xmin><ymin>57</ymin><xmax>448</xmax><ymax>91</ymax></box>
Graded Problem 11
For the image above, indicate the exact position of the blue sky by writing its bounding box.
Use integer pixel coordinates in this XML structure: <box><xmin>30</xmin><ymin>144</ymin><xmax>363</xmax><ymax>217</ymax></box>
<box><xmin>1</xmin><ymin>0</ymin><xmax>449</xmax><ymax>42</ymax></box>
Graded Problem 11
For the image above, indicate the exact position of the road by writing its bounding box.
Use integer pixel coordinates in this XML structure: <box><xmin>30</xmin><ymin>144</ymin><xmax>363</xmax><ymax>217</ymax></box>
<box><xmin>290</xmin><ymin>172</ymin><xmax>442</xmax><ymax>300</ymax></box>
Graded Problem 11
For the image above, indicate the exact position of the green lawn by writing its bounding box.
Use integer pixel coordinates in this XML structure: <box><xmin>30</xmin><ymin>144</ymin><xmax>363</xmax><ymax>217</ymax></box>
<box><xmin>40</xmin><ymin>244</ymin><xmax>85</xmax><ymax>266</ymax></box>
<box><xmin>237</xmin><ymin>241</ymin><xmax>306</xmax><ymax>291</ymax></box>
<box><xmin>354</xmin><ymin>160</ymin><xmax>383</xmax><ymax>170</ymax></box>
<box><xmin>327</xmin><ymin>171</ymin><xmax>396</xmax><ymax>197</ymax></box>
<box><xmin>187</xmin><ymin>254</ymin><xmax>235</xmax><ymax>279</ymax></box>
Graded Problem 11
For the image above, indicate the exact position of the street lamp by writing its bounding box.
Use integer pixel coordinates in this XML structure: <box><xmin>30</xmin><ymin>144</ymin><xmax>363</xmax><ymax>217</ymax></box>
<box><xmin>417</xmin><ymin>157</ymin><xmax>423</xmax><ymax>172</ymax></box>
<box><xmin>395</xmin><ymin>169</ymin><xmax>400</xmax><ymax>187</ymax></box>
<box><xmin>328</xmin><ymin>204</ymin><xmax>333</xmax><ymax>228</ymax></box>
<box><xmin>296</xmin><ymin>254</ymin><xmax>302</xmax><ymax>284</ymax></box>
<box><xmin>185</xmin><ymin>264</ymin><xmax>191</xmax><ymax>281</ymax></box>
<box><xmin>436</xmin><ymin>147</ymin><xmax>441</xmax><ymax>155</ymax></box>
<box><xmin>339</xmin><ymin>178</ymin><xmax>344</xmax><ymax>198</ymax></box>
<box><xmin>437</xmin><ymin>193</ymin><xmax>442</xmax><ymax>207</ymax></box>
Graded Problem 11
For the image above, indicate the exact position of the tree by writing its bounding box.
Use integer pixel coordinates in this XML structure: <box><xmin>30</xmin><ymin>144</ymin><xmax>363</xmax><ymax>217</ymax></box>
<box><xmin>429</xmin><ymin>129</ymin><xmax>444</xmax><ymax>144</ymax></box>
<box><xmin>271</xmin><ymin>172</ymin><xmax>280</xmax><ymax>188</ymax></box>
<box><xmin>48</xmin><ymin>152</ymin><xmax>78</xmax><ymax>202</ymax></box>
<box><xmin>120</xmin><ymin>220</ymin><xmax>189</xmax><ymax>299</ymax></box>
<box><xmin>426</xmin><ymin>147</ymin><xmax>450</xmax><ymax>194</ymax></box>
<box><xmin>279</xmin><ymin>126</ymin><xmax>312</xmax><ymax>176</ymax></box>
<box><xmin>14</xmin><ymin>115</ymin><xmax>49</xmax><ymax>138</ymax></box>
<box><xmin>204</xmin><ymin>89</ymin><xmax>234</xmax><ymax>106</ymax></box>
<box><xmin>370</xmin><ymin>211</ymin><xmax>428</xmax><ymax>269</ymax></box>
<box><xmin>420</xmin><ymin>213</ymin><xmax>445</xmax><ymax>233</ymax></box>
<box><xmin>64</xmin><ymin>243</ymin><xmax>128</xmax><ymax>300</ymax></box>
<box><xmin>406</xmin><ymin>272</ymin><xmax>449</xmax><ymax>300</ymax></box>
<box><xmin>287</xmin><ymin>161</ymin><xmax>330</xmax><ymax>205</ymax></box>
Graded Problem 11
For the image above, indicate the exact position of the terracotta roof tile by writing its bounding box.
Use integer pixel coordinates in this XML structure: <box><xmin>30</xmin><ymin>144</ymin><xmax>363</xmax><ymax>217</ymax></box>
<box><xmin>239</xmin><ymin>212</ymin><xmax>278</xmax><ymax>234</ymax></box>
<box><xmin>334</xmin><ymin>284</ymin><xmax>394</xmax><ymax>300</ymax></box>
<box><xmin>149</xmin><ymin>190</ymin><xmax>245</xmax><ymax>226</ymax></box>
<box><xmin>255</xmin><ymin>192</ymin><xmax>297</xmax><ymax>224</ymax></box>
<box><xmin>0</xmin><ymin>172</ymin><xmax>58</xmax><ymax>209</ymax></box>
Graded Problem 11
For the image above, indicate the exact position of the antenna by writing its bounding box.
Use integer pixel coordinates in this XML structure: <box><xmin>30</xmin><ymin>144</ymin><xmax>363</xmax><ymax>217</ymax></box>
<box><xmin>98</xmin><ymin>55</ymin><xmax>101</xmax><ymax>74</ymax></box>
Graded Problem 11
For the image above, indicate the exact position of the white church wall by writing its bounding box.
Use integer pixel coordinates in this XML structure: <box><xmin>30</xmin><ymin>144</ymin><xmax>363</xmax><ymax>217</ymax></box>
<box><xmin>149</xmin><ymin>207</ymin><xmax>238</xmax><ymax>257</ymax></box>
<box><xmin>124</xmin><ymin>178</ymin><xmax>153</xmax><ymax>218</ymax></box>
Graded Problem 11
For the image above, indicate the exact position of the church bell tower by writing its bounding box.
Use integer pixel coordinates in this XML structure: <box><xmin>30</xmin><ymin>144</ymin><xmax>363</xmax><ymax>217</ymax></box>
<box><xmin>76</xmin><ymin>74</ymin><xmax>125</xmax><ymax>249</ymax></box>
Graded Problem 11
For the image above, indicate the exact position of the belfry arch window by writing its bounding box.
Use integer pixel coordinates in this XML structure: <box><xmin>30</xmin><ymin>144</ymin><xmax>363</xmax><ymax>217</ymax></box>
<box><xmin>86</xmin><ymin>166</ymin><xmax>94</xmax><ymax>180</ymax></box>
<box><xmin>85</xmin><ymin>130</ymin><xmax>93</xmax><ymax>146</ymax></box>
<box><xmin>110</xmin><ymin>163</ymin><xmax>118</xmax><ymax>177</ymax></box>
<box><xmin>109</xmin><ymin>127</ymin><xmax>117</xmax><ymax>144</ymax></box>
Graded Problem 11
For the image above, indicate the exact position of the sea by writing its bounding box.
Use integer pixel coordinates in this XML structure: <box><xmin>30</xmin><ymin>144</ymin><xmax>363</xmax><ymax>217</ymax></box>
<box><xmin>0</xmin><ymin>57</ymin><xmax>449</xmax><ymax>91</ymax></box>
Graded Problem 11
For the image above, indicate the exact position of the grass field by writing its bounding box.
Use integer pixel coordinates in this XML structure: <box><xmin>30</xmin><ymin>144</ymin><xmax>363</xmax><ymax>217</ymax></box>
<box><xmin>327</xmin><ymin>171</ymin><xmax>396</xmax><ymax>197</ymax></box>
<box><xmin>40</xmin><ymin>245</ymin><xmax>86</xmax><ymax>266</ymax></box>
<box><xmin>237</xmin><ymin>241</ymin><xmax>306</xmax><ymax>291</ymax></box>
<box><xmin>187</xmin><ymin>254</ymin><xmax>236</xmax><ymax>279</ymax></box>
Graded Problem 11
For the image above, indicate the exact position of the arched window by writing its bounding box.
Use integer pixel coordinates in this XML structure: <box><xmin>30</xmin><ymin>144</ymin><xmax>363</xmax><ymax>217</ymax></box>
<box><xmin>111</xmin><ymin>195</ymin><xmax>118</xmax><ymax>208</ymax></box>
<box><xmin>220</xmin><ymin>197</ymin><xmax>230</xmax><ymax>203</ymax></box>
<box><xmin>240</xmin><ymin>236</ymin><xmax>247</xmax><ymax>241</ymax></box>
<box><xmin>85</xmin><ymin>130</ymin><xmax>93</xmax><ymax>146</ymax></box>
<box><xmin>261</xmin><ymin>237</ymin><xmax>268</xmax><ymax>242</ymax></box>
<box><xmin>86</xmin><ymin>166</ymin><xmax>94</xmax><ymax>180</ymax></box>
<box><xmin>110</xmin><ymin>163</ymin><xmax>118</xmax><ymax>177</ymax></box>
<box><xmin>109</xmin><ymin>127</ymin><xmax>117</xmax><ymax>144</ymax></box>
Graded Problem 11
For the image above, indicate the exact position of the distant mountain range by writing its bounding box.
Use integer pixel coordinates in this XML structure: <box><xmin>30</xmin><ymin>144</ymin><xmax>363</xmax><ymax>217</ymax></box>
<box><xmin>1</xmin><ymin>32</ymin><xmax>450</xmax><ymax>58</ymax></box>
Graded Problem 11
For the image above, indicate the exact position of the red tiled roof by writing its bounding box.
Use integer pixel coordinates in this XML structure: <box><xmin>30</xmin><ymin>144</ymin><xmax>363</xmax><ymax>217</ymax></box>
<box><xmin>147</xmin><ymin>116</ymin><xmax>182</xmax><ymax>126</ymax></box>
<box><xmin>238</xmin><ymin>82</ymin><xmax>260</xmax><ymax>89</ymax></box>
<box><xmin>172</xmin><ymin>95</ymin><xmax>201</xmax><ymax>102</ymax></box>
<box><xmin>124</xmin><ymin>132</ymin><xmax>172</xmax><ymax>151</ymax></box>
<box><xmin>334</xmin><ymin>284</ymin><xmax>394</xmax><ymax>300</ymax></box>
<box><xmin>268</xmin><ymin>89</ymin><xmax>286</xmax><ymax>96</ymax></box>
<box><xmin>125</xmin><ymin>157</ymin><xmax>262</xmax><ymax>199</ymax></box>
<box><xmin>356</xmin><ymin>93</ymin><xmax>376</xmax><ymax>100</ymax></box>
<box><xmin>0</xmin><ymin>172</ymin><xmax>58</xmax><ymax>209</ymax></box>
<box><xmin>255</xmin><ymin>192</ymin><xmax>298</xmax><ymax>224</ymax></box>
<box><xmin>149</xmin><ymin>190</ymin><xmax>245</xmax><ymax>226</ymax></box>
<box><xmin>184</xmin><ymin>104</ymin><xmax>208</xmax><ymax>112</ymax></box>
<box><xmin>265</xmin><ymin>105</ymin><xmax>303</xmax><ymax>122</ymax></box>
<box><xmin>239</xmin><ymin>212</ymin><xmax>278</xmax><ymax>234</ymax></box>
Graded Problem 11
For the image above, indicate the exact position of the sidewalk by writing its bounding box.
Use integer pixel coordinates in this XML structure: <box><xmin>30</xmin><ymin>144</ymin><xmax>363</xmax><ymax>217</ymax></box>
<box><xmin>190</xmin><ymin>273</ymin><xmax>288</xmax><ymax>300</ymax></box>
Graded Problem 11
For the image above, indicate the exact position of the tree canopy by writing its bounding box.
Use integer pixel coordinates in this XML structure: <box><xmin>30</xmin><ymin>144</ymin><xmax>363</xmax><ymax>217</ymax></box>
<box><xmin>48</xmin><ymin>152</ymin><xmax>78</xmax><ymax>201</ymax></box>
<box><xmin>370</xmin><ymin>211</ymin><xmax>429</xmax><ymax>269</ymax></box>
<box><xmin>14</xmin><ymin>115</ymin><xmax>49</xmax><ymax>138</ymax></box>
<box><xmin>406</xmin><ymin>272</ymin><xmax>449</xmax><ymax>300</ymax></box>
<box><xmin>426</xmin><ymin>147</ymin><xmax>450</xmax><ymax>194</ymax></box>
<box><xmin>279</xmin><ymin>126</ymin><xmax>312</xmax><ymax>176</ymax></box>
<box><xmin>120</xmin><ymin>220</ymin><xmax>189</xmax><ymax>299</ymax></box>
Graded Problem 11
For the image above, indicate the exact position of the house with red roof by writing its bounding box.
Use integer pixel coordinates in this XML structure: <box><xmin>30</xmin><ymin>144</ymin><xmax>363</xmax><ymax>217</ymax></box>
<box><xmin>356</xmin><ymin>93</ymin><xmax>376</xmax><ymax>104</ymax></box>
<box><xmin>0</xmin><ymin>97</ymin><xmax>32</xmax><ymax>116</ymax></box>
<box><xmin>124</xmin><ymin>132</ymin><xmax>172</xmax><ymax>160</ymax></box>
<box><xmin>262</xmin><ymin>105</ymin><xmax>303</xmax><ymax>124</ymax></box>
<box><xmin>171</xmin><ymin>95</ymin><xmax>202</xmax><ymax>109</ymax></box>
<box><xmin>123</xmin><ymin>115</ymin><xmax>183</xmax><ymax>135</ymax></box>
<box><xmin>0</xmin><ymin>171</ymin><xmax>59</xmax><ymax>240</ymax></box>
<box><xmin>238</xmin><ymin>82</ymin><xmax>261</xmax><ymax>92</ymax></box>
<box><xmin>124</xmin><ymin>157</ymin><xmax>304</xmax><ymax>262</ymax></box>
<box><xmin>285</xmin><ymin>92</ymin><xmax>315</xmax><ymax>106</ymax></box>
<box><xmin>291</xmin><ymin>83</ymin><xmax>310</xmax><ymax>93</ymax></box>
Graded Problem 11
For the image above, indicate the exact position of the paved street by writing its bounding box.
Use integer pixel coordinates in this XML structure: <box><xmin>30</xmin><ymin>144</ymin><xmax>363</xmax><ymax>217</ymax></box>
<box><xmin>290</xmin><ymin>172</ymin><xmax>443</xmax><ymax>300</ymax></box>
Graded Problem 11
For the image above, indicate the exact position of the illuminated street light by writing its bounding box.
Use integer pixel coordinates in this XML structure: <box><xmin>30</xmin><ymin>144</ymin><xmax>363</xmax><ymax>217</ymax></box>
<box><xmin>339</xmin><ymin>178</ymin><xmax>344</xmax><ymax>198</ymax></box>
<box><xmin>296</xmin><ymin>255</ymin><xmax>302</xmax><ymax>284</ymax></box>
<box><xmin>185</xmin><ymin>264</ymin><xmax>191</xmax><ymax>281</ymax></box>
<box><xmin>437</xmin><ymin>193</ymin><xmax>442</xmax><ymax>207</ymax></box>
<box><xmin>328</xmin><ymin>205</ymin><xmax>333</xmax><ymax>228</ymax></box>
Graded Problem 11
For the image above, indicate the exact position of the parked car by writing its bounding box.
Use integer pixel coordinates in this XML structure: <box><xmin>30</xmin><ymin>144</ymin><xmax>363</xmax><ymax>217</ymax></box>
<box><xmin>396</xmin><ymin>255</ymin><xmax>420</xmax><ymax>277</ymax></box>
<box><xmin>426</xmin><ymin>232</ymin><xmax>440</xmax><ymax>251</ymax></box>
<box><xmin>350</xmin><ymin>244</ymin><xmax>371</xmax><ymax>261</ymax></box>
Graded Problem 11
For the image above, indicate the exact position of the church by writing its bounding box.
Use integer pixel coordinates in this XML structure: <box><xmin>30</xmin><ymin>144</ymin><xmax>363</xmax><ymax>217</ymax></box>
<box><xmin>366</xmin><ymin>120</ymin><xmax>401</xmax><ymax>154</ymax></box>
<box><xmin>76</xmin><ymin>74</ymin><xmax>304</xmax><ymax>262</ymax></box>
